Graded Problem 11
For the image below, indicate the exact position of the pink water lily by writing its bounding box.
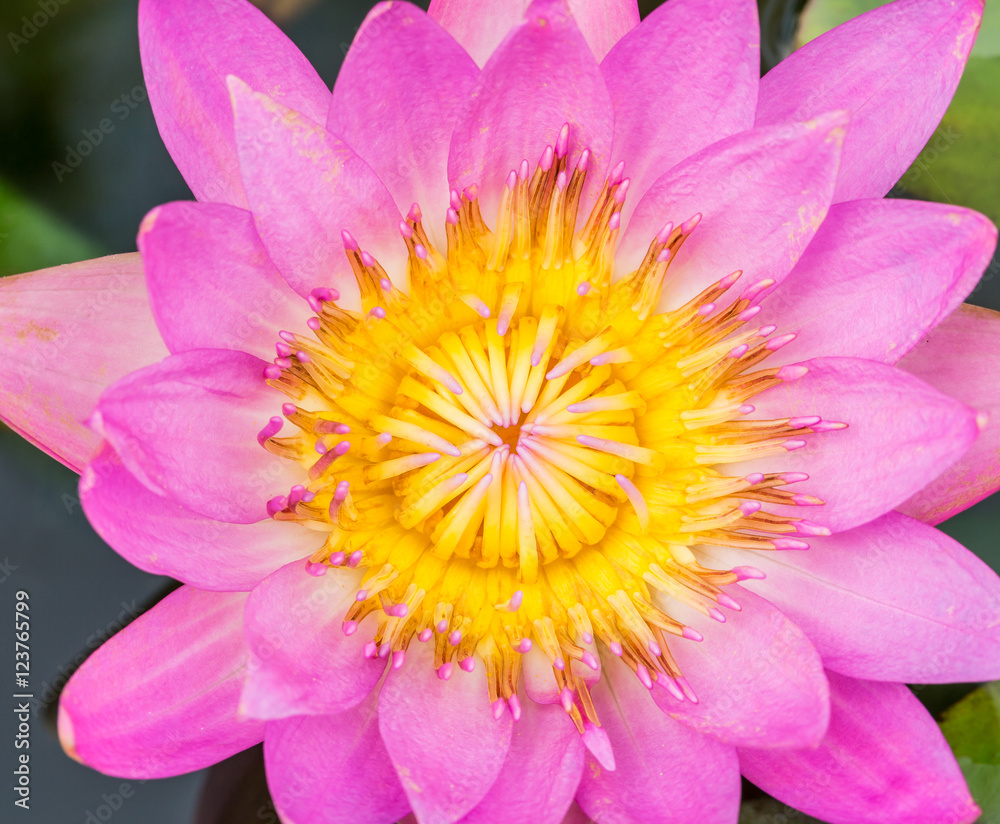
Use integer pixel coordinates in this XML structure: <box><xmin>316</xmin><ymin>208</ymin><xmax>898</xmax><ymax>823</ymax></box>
<box><xmin>1</xmin><ymin>0</ymin><xmax>999</xmax><ymax>822</ymax></box>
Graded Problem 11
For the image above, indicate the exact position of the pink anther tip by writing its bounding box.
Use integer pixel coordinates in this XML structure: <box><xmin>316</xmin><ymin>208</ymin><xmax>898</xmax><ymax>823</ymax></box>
<box><xmin>777</xmin><ymin>364</ymin><xmax>809</xmax><ymax>382</ymax></box>
<box><xmin>676</xmin><ymin>676</ymin><xmax>699</xmax><ymax>704</ymax></box>
<box><xmin>717</xmin><ymin>593</ymin><xmax>742</xmax><ymax>611</ymax></box>
<box><xmin>773</xmin><ymin>537</ymin><xmax>810</xmax><ymax>551</ymax></box>
<box><xmin>732</xmin><ymin>566</ymin><xmax>766</xmax><ymax>581</ymax></box>
<box><xmin>340</xmin><ymin>229</ymin><xmax>358</xmax><ymax>250</ymax></box>
<box><xmin>680</xmin><ymin>213</ymin><xmax>702</xmax><ymax>233</ymax></box>
<box><xmin>794</xmin><ymin>519</ymin><xmax>831</xmax><ymax>537</ymax></box>
<box><xmin>305</xmin><ymin>561</ymin><xmax>327</xmax><ymax>577</ymax></box>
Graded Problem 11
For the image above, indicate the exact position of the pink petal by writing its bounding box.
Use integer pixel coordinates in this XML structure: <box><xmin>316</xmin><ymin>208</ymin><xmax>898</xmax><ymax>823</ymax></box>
<box><xmin>735</xmin><ymin>356</ymin><xmax>980</xmax><ymax>532</ymax></box>
<box><xmin>577</xmin><ymin>657</ymin><xmax>740</xmax><ymax>824</ymax></box>
<box><xmin>756</xmin><ymin>0</ymin><xmax>984</xmax><ymax>203</ymax></box>
<box><xmin>378</xmin><ymin>643</ymin><xmax>513</xmax><ymax>823</ymax></box>
<box><xmin>230</xmin><ymin>78</ymin><xmax>406</xmax><ymax>305</ymax></box>
<box><xmin>0</xmin><ymin>255</ymin><xmax>168</xmax><ymax>472</ymax></box>
<box><xmin>138</xmin><ymin>0</ymin><xmax>330</xmax><ymax>207</ymax></box>
<box><xmin>618</xmin><ymin>113</ymin><xmax>847</xmax><ymax>307</ymax></box>
<box><xmin>429</xmin><ymin>0</ymin><xmax>639</xmax><ymax>66</ymax></box>
<box><xmin>80</xmin><ymin>443</ymin><xmax>320</xmax><ymax>592</ymax></box>
<box><xmin>898</xmin><ymin>304</ymin><xmax>1000</xmax><ymax>523</ymax></box>
<box><xmin>759</xmin><ymin>200</ymin><xmax>997</xmax><ymax>366</ymax></box>
<box><xmin>601</xmin><ymin>0</ymin><xmax>758</xmax><ymax>226</ymax></box>
<box><xmin>139</xmin><ymin>201</ymin><xmax>312</xmax><ymax>361</ymax></box>
<box><xmin>652</xmin><ymin>587</ymin><xmax>829</xmax><ymax>749</ymax></box>
<box><xmin>329</xmin><ymin>3</ymin><xmax>479</xmax><ymax>242</ymax></box>
<box><xmin>58</xmin><ymin>586</ymin><xmax>263</xmax><ymax>778</ymax></box>
<box><xmin>458</xmin><ymin>699</ymin><xmax>584</xmax><ymax>824</ymax></box>
<box><xmin>91</xmin><ymin>349</ymin><xmax>298</xmax><ymax>524</ymax></box>
<box><xmin>241</xmin><ymin>559</ymin><xmax>384</xmax><ymax>719</ymax></box>
<box><xmin>447</xmin><ymin>0</ymin><xmax>614</xmax><ymax>223</ymax></box>
<box><xmin>264</xmin><ymin>691</ymin><xmax>410</xmax><ymax>824</ymax></box>
<box><xmin>739</xmin><ymin>671</ymin><xmax>980</xmax><ymax>824</ymax></box>
<box><xmin>702</xmin><ymin>511</ymin><xmax>1000</xmax><ymax>683</ymax></box>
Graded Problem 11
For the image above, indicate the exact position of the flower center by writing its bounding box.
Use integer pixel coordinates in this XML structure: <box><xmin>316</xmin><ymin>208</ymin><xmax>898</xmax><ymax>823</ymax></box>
<box><xmin>383</xmin><ymin>319</ymin><xmax>642</xmax><ymax>575</ymax></box>
<box><xmin>258</xmin><ymin>125</ymin><xmax>842</xmax><ymax>726</ymax></box>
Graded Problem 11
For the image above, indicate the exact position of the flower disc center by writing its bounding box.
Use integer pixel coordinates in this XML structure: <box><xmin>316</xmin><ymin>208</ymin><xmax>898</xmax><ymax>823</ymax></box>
<box><xmin>383</xmin><ymin>319</ymin><xmax>637</xmax><ymax>574</ymax></box>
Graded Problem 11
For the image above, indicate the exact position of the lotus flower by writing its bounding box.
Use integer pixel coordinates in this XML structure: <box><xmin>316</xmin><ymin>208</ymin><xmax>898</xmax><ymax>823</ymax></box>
<box><xmin>2</xmin><ymin>0</ymin><xmax>998</xmax><ymax>822</ymax></box>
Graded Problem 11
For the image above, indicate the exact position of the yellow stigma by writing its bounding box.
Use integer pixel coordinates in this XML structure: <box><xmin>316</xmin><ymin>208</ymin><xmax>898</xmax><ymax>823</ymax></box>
<box><xmin>261</xmin><ymin>132</ymin><xmax>842</xmax><ymax>727</ymax></box>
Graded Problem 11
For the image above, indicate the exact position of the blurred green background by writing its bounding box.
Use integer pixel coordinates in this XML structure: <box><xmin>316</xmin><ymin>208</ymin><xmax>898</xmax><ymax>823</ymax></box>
<box><xmin>0</xmin><ymin>0</ymin><xmax>997</xmax><ymax>822</ymax></box>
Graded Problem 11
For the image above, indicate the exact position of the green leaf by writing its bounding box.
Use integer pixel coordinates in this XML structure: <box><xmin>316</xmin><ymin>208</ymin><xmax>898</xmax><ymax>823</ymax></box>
<box><xmin>739</xmin><ymin>798</ymin><xmax>824</xmax><ymax>823</ymax></box>
<box><xmin>940</xmin><ymin>682</ymin><xmax>1000</xmax><ymax>823</ymax></box>
<box><xmin>0</xmin><ymin>178</ymin><xmax>101</xmax><ymax>278</ymax></box>
<box><xmin>797</xmin><ymin>0</ymin><xmax>999</xmax><ymax>57</ymax></box>
<box><xmin>941</xmin><ymin>682</ymin><xmax>1000</xmax><ymax>766</ymax></box>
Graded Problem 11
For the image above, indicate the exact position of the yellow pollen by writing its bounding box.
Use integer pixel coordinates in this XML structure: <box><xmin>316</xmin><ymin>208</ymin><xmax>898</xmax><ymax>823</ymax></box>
<box><xmin>261</xmin><ymin>132</ymin><xmax>841</xmax><ymax>718</ymax></box>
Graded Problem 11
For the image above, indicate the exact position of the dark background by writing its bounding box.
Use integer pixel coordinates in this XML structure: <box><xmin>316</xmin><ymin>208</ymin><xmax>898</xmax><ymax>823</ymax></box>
<box><xmin>0</xmin><ymin>1</ymin><xmax>997</xmax><ymax>822</ymax></box>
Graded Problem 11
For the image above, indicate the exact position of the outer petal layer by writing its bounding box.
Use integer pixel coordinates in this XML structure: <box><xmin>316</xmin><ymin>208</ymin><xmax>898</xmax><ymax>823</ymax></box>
<box><xmin>759</xmin><ymin>200</ymin><xmax>997</xmax><ymax>365</ymax></box>
<box><xmin>652</xmin><ymin>587</ymin><xmax>829</xmax><ymax>749</ymax></box>
<box><xmin>138</xmin><ymin>0</ymin><xmax>330</xmax><ymax>206</ymax></box>
<box><xmin>739</xmin><ymin>671</ymin><xmax>980</xmax><ymax>824</ymax></box>
<box><xmin>264</xmin><ymin>692</ymin><xmax>410</xmax><ymax>824</ymax></box>
<box><xmin>139</xmin><ymin>201</ymin><xmax>312</xmax><ymax>361</ymax></box>
<box><xmin>447</xmin><ymin>0</ymin><xmax>614</xmax><ymax>221</ymax></box>
<box><xmin>429</xmin><ymin>0</ymin><xmax>639</xmax><ymax>65</ymax></box>
<box><xmin>58</xmin><ymin>587</ymin><xmax>263</xmax><ymax>778</ymax></box>
<box><xmin>601</xmin><ymin>0</ymin><xmax>759</xmax><ymax>224</ymax></box>
<box><xmin>240</xmin><ymin>561</ymin><xmax>384</xmax><ymax>719</ymax></box>
<box><xmin>92</xmin><ymin>349</ymin><xmax>298</xmax><ymax>524</ymax></box>
<box><xmin>702</xmin><ymin>512</ymin><xmax>1000</xmax><ymax>683</ymax></box>
<box><xmin>618</xmin><ymin>114</ymin><xmax>847</xmax><ymax>307</ymax></box>
<box><xmin>578</xmin><ymin>657</ymin><xmax>740</xmax><ymax>824</ymax></box>
<box><xmin>898</xmin><ymin>304</ymin><xmax>1000</xmax><ymax>523</ymax></box>
<box><xmin>81</xmin><ymin>444</ymin><xmax>320</xmax><ymax>591</ymax></box>
<box><xmin>230</xmin><ymin>79</ymin><xmax>406</xmax><ymax>305</ymax></box>
<box><xmin>756</xmin><ymin>0</ymin><xmax>983</xmax><ymax>202</ymax></box>
<box><xmin>737</xmin><ymin>356</ymin><xmax>980</xmax><ymax>532</ymax></box>
<box><xmin>458</xmin><ymin>699</ymin><xmax>583</xmax><ymax>824</ymax></box>
<box><xmin>0</xmin><ymin>255</ymin><xmax>168</xmax><ymax>472</ymax></box>
<box><xmin>329</xmin><ymin>2</ymin><xmax>479</xmax><ymax>243</ymax></box>
<box><xmin>378</xmin><ymin>645</ymin><xmax>513</xmax><ymax>824</ymax></box>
